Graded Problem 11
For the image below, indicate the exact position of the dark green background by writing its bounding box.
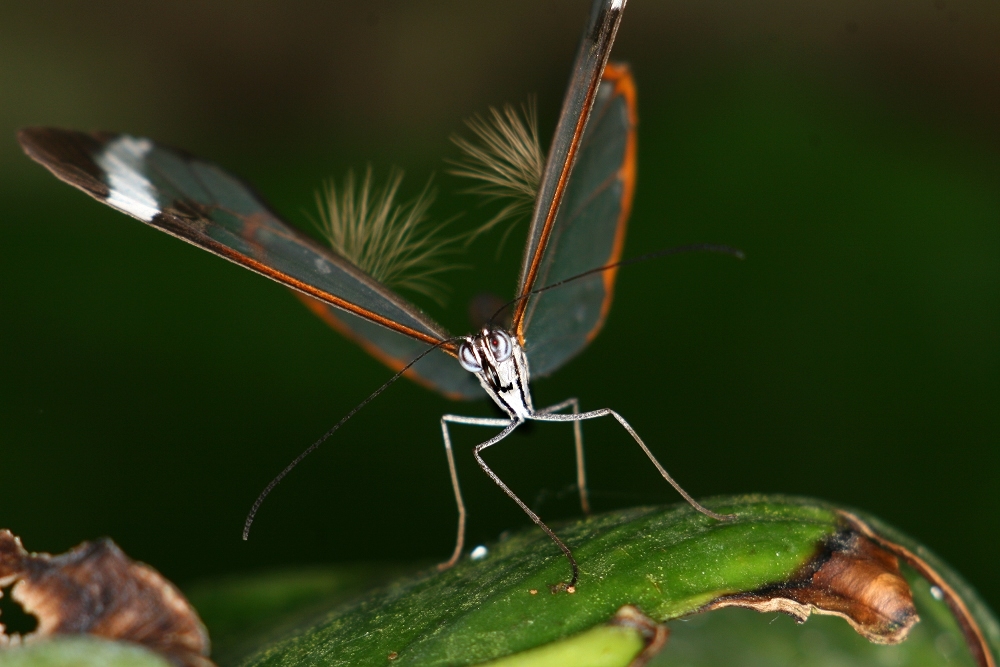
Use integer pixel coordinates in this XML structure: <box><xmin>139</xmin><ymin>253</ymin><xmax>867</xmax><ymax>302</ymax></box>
<box><xmin>2</xmin><ymin>0</ymin><xmax>998</xmax><ymax>615</ymax></box>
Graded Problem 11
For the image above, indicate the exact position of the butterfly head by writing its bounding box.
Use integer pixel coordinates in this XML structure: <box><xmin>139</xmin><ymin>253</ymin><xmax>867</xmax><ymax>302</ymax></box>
<box><xmin>458</xmin><ymin>328</ymin><xmax>514</xmax><ymax>374</ymax></box>
<box><xmin>456</xmin><ymin>328</ymin><xmax>532</xmax><ymax>418</ymax></box>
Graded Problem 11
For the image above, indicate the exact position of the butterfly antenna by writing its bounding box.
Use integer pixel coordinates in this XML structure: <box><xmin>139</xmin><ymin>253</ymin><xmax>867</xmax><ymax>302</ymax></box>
<box><xmin>488</xmin><ymin>243</ymin><xmax>745</xmax><ymax>325</ymax></box>
<box><xmin>243</xmin><ymin>337</ymin><xmax>461</xmax><ymax>540</ymax></box>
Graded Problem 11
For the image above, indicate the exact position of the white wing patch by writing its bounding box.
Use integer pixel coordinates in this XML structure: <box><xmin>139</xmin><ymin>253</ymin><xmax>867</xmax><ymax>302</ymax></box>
<box><xmin>95</xmin><ymin>136</ymin><xmax>160</xmax><ymax>222</ymax></box>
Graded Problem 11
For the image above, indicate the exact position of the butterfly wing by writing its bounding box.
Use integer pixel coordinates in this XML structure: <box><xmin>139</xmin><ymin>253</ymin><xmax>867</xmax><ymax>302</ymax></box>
<box><xmin>512</xmin><ymin>0</ymin><xmax>627</xmax><ymax>337</ymax></box>
<box><xmin>295</xmin><ymin>294</ymin><xmax>482</xmax><ymax>399</ymax></box>
<box><xmin>18</xmin><ymin>127</ymin><xmax>483</xmax><ymax>399</ymax></box>
<box><xmin>510</xmin><ymin>0</ymin><xmax>634</xmax><ymax>377</ymax></box>
<box><xmin>519</xmin><ymin>64</ymin><xmax>636</xmax><ymax>377</ymax></box>
<box><xmin>516</xmin><ymin>64</ymin><xmax>637</xmax><ymax>377</ymax></box>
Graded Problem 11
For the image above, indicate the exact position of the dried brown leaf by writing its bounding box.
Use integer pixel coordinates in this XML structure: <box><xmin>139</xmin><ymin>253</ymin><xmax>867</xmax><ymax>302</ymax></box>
<box><xmin>0</xmin><ymin>529</ymin><xmax>212</xmax><ymax>667</ymax></box>
<box><xmin>703</xmin><ymin>529</ymin><xmax>919</xmax><ymax>644</ymax></box>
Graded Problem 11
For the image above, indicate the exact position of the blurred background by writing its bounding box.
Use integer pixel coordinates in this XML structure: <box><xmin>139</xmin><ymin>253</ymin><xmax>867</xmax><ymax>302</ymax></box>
<box><xmin>1</xmin><ymin>0</ymin><xmax>998</xmax><ymax>614</ymax></box>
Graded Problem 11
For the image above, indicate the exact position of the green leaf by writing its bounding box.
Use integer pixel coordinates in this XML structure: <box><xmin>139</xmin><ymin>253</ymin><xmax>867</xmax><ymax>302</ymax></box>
<box><xmin>0</xmin><ymin>637</ymin><xmax>172</xmax><ymax>667</ymax></box>
<box><xmin>186</xmin><ymin>565</ymin><xmax>406</xmax><ymax>666</ymax></box>
<box><xmin>7</xmin><ymin>496</ymin><xmax>994</xmax><ymax>667</ymax></box>
<box><xmin>195</xmin><ymin>495</ymin><xmax>919</xmax><ymax>666</ymax></box>
<box><xmin>478</xmin><ymin>624</ymin><xmax>645</xmax><ymax>667</ymax></box>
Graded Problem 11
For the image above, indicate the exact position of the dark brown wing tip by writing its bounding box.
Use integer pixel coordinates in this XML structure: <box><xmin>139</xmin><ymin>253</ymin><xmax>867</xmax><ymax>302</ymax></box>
<box><xmin>16</xmin><ymin>126</ymin><xmax>111</xmax><ymax>199</ymax></box>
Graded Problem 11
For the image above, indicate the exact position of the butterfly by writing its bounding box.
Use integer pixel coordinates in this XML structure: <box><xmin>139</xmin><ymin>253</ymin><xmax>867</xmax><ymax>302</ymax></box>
<box><xmin>17</xmin><ymin>0</ymin><xmax>729</xmax><ymax>588</ymax></box>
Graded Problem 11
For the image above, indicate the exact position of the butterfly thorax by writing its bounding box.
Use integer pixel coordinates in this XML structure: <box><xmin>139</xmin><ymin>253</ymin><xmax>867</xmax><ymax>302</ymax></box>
<box><xmin>457</xmin><ymin>328</ymin><xmax>533</xmax><ymax>420</ymax></box>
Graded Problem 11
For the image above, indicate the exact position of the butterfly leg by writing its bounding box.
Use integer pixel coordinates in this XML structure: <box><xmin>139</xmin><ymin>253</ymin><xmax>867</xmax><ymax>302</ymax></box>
<box><xmin>473</xmin><ymin>422</ymin><xmax>581</xmax><ymax>589</ymax></box>
<box><xmin>438</xmin><ymin>414</ymin><xmax>514</xmax><ymax>571</ymax></box>
<box><xmin>529</xmin><ymin>409</ymin><xmax>734</xmax><ymax>522</ymax></box>
<box><xmin>535</xmin><ymin>398</ymin><xmax>589</xmax><ymax>516</ymax></box>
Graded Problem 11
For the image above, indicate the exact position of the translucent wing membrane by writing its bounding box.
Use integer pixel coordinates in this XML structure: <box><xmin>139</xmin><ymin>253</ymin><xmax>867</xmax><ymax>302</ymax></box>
<box><xmin>296</xmin><ymin>293</ymin><xmax>483</xmax><ymax>399</ymax></box>
<box><xmin>513</xmin><ymin>0</ymin><xmax>627</xmax><ymax>334</ymax></box>
<box><xmin>17</xmin><ymin>127</ymin><xmax>481</xmax><ymax>397</ymax></box>
<box><xmin>521</xmin><ymin>64</ymin><xmax>637</xmax><ymax>377</ymax></box>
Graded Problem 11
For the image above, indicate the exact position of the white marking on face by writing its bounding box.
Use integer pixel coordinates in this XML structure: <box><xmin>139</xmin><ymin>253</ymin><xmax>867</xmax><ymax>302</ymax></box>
<box><xmin>458</xmin><ymin>329</ymin><xmax>534</xmax><ymax>419</ymax></box>
<box><xmin>95</xmin><ymin>136</ymin><xmax>160</xmax><ymax>222</ymax></box>
<box><xmin>484</xmin><ymin>348</ymin><xmax>521</xmax><ymax>394</ymax></box>
<box><xmin>485</xmin><ymin>330</ymin><xmax>513</xmax><ymax>363</ymax></box>
<box><xmin>458</xmin><ymin>339</ymin><xmax>482</xmax><ymax>373</ymax></box>
<box><xmin>313</xmin><ymin>257</ymin><xmax>332</xmax><ymax>274</ymax></box>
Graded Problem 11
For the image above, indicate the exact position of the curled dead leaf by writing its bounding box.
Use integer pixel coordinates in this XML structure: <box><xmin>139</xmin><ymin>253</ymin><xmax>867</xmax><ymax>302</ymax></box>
<box><xmin>699</xmin><ymin>510</ymin><xmax>996</xmax><ymax>667</ymax></box>
<box><xmin>703</xmin><ymin>528</ymin><xmax>917</xmax><ymax>643</ymax></box>
<box><xmin>0</xmin><ymin>529</ymin><xmax>212</xmax><ymax>667</ymax></box>
<box><xmin>839</xmin><ymin>510</ymin><xmax>997</xmax><ymax>667</ymax></box>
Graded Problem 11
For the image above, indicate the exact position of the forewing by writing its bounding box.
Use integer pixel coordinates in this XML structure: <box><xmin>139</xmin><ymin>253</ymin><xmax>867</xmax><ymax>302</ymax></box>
<box><xmin>520</xmin><ymin>64</ymin><xmax>637</xmax><ymax>377</ymax></box>
<box><xmin>18</xmin><ymin>127</ymin><xmax>480</xmax><ymax>397</ymax></box>
<box><xmin>512</xmin><ymin>0</ymin><xmax>627</xmax><ymax>335</ymax></box>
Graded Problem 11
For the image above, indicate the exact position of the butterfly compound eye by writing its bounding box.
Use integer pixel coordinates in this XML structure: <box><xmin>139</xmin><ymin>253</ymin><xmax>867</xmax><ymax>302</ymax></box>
<box><xmin>488</xmin><ymin>331</ymin><xmax>512</xmax><ymax>362</ymax></box>
<box><xmin>458</xmin><ymin>341</ymin><xmax>482</xmax><ymax>373</ymax></box>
